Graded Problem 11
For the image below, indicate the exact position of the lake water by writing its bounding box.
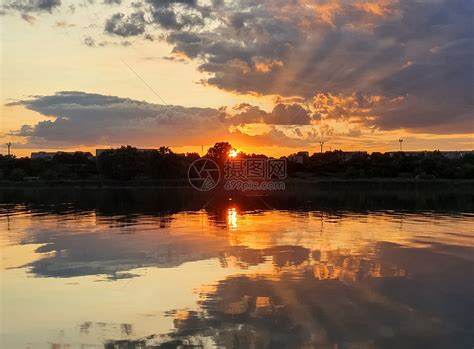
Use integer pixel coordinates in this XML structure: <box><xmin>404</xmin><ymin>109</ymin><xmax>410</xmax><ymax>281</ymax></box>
<box><xmin>1</xmin><ymin>187</ymin><xmax>473</xmax><ymax>349</ymax></box>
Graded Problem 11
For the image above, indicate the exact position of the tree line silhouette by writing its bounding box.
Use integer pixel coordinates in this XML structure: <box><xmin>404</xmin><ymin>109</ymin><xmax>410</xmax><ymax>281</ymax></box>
<box><xmin>0</xmin><ymin>142</ymin><xmax>473</xmax><ymax>181</ymax></box>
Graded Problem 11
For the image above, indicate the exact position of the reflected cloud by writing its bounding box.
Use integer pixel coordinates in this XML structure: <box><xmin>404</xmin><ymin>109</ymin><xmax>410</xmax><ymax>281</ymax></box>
<box><xmin>105</xmin><ymin>241</ymin><xmax>473</xmax><ymax>348</ymax></box>
<box><xmin>0</xmin><ymin>188</ymin><xmax>473</xmax><ymax>348</ymax></box>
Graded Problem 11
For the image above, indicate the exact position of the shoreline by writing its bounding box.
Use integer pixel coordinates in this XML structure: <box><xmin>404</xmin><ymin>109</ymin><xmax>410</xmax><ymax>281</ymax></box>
<box><xmin>0</xmin><ymin>178</ymin><xmax>473</xmax><ymax>189</ymax></box>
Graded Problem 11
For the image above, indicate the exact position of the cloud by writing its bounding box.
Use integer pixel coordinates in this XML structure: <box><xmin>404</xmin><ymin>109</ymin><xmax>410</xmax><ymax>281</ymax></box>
<box><xmin>4</xmin><ymin>0</ymin><xmax>61</xmax><ymax>13</ymax></box>
<box><xmin>8</xmin><ymin>91</ymin><xmax>471</xmax><ymax>151</ymax></box>
<box><xmin>82</xmin><ymin>36</ymin><xmax>122</xmax><ymax>48</ymax></box>
<box><xmin>228</xmin><ymin>103</ymin><xmax>312</xmax><ymax>125</ymax></box>
<box><xmin>269</xmin><ymin>104</ymin><xmax>312</xmax><ymax>125</ymax></box>
<box><xmin>146</xmin><ymin>0</ymin><xmax>210</xmax><ymax>30</ymax></box>
<box><xmin>21</xmin><ymin>12</ymin><xmax>35</xmax><ymax>23</ymax></box>
<box><xmin>4</xmin><ymin>0</ymin><xmax>473</xmax><ymax>135</ymax></box>
<box><xmin>104</xmin><ymin>11</ymin><xmax>146</xmax><ymax>37</ymax></box>
<box><xmin>162</xmin><ymin>0</ymin><xmax>473</xmax><ymax>133</ymax></box>
<box><xmin>7</xmin><ymin>91</ymin><xmax>227</xmax><ymax>147</ymax></box>
<box><xmin>82</xmin><ymin>36</ymin><xmax>96</xmax><ymax>47</ymax></box>
<box><xmin>54</xmin><ymin>20</ymin><xmax>74</xmax><ymax>28</ymax></box>
<box><xmin>228</xmin><ymin>127</ymin><xmax>319</xmax><ymax>148</ymax></box>
<box><xmin>7</xmin><ymin>91</ymin><xmax>323</xmax><ymax>148</ymax></box>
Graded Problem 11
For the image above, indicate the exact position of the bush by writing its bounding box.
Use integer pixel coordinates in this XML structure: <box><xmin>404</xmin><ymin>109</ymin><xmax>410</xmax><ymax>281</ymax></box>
<box><xmin>416</xmin><ymin>172</ymin><xmax>436</xmax><ymax>180</ymax></box>
<box><xmin>40</xmin><ymin>169</ymin><xmax>59</xmax><ymax>180</ymax></box>
<box><xmin>9</xmin><ymin>168</ymin><xmax>26</xmax><ymax>181</ymax></box>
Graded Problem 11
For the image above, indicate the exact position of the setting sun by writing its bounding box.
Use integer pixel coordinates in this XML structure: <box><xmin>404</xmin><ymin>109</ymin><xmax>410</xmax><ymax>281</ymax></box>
<box><xmin>228</xmin><ymin>149</ymin><xmax>238</xmax><ymax>158</ymax></box>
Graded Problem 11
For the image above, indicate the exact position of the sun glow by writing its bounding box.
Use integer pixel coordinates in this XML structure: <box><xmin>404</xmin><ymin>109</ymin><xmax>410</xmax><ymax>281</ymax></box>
<box><xmin>228</xmin><ymin>149</ymin><xmax>238</xmax><ymax>158</ymax></box>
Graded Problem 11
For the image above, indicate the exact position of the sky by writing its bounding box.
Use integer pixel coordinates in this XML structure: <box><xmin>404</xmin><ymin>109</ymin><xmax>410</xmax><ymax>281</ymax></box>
<box><xmin>1</xmin><ymin>0</ymin><xmax>472</xmax><ymax>157</ymax></box>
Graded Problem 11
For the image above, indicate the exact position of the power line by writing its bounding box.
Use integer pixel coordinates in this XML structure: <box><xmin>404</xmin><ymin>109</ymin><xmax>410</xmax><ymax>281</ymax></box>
<box><xmin>121</xmin><ymin>59</ymin><xmax>169</xmax><ymax>106</ymax></box>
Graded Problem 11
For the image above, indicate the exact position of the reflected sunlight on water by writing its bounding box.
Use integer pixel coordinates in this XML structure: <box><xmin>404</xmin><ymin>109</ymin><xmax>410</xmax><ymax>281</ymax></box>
<box><xmin>0</xmin><ymin>189</ymin><xmax>473</xmax><ymax>348</ymax></box>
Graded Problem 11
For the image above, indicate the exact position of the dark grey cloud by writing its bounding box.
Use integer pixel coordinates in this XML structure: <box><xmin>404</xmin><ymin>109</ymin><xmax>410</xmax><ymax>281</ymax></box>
<box><xmin>104</xmin><ymin>11</ymin><xmax>146</xmax><ymax>37</ymax></box>
<box><xmin>82</xmin><ymin>36</ymin><xmax>96</xmax><ymax>47</ymax></box>
<box><xmin>102</xmin><ymin>0</ymin><xmax>209</xmax><ymax>37</ymax></box>
<box><xmin>146</xmin><ymin>0</ymin><xmax>209</xmax><ymax>30</ymax></box>
<box><xmin>21</xmin><ymin>12</ymin><xmax>35</xmax><ymax>23</ymax></box>
<box><xmin>269</xmin><ymin>104</ymin><xmax>311</xmax><ymax>125</ymax></box>
<box><xmin>162</xmin><ymin>0</ymin><xmax>473</xmax><ymax>133</ymax></box>
<box><xmin>82</xmin><ymin>36</ymin><xmax>127</xmax><ymax>48</ymax></box>
<box><xmin>228</xmin><ymin>103</ymin><xmax>312</xmax><ymax>125</ymax></box>
<box><xmin>54</xmin><ymin>20</ymin><xmax>75</xmax><ymax>28</ymax></box>
<box><xmin>150</xmin><ymin>8</ymin><xmax>204</xmax><ymax>30</ymax></box>
<box><xmin>161</xmin><ymin>55</ymin><xmax>188</xmax><ymax>63</ymax></box>
<box><xmin>7</xmin><ymin>91</ymin><xmax>316</xmax><ymax>147</ymax></box>
<box><xmin>7</xmin><ymin>91</ymin><xmax>226</xmax><ymax>146</ymax></box>
<box><xmin>4</xmin><ymin>0</ymin><xmax>61</xmax><ymax>13</ymax></box>
<box><xmin>147</xmin><ymin>0</ymin><xmax>198</xmax><ymax>8</ymax></box>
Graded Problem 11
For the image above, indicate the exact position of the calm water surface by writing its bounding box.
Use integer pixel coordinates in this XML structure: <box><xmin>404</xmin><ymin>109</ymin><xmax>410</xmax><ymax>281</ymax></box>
<box><xmin>0</xmin><ymin>188</ymin><xmax>473</xmax><ymax>349</ymax></box>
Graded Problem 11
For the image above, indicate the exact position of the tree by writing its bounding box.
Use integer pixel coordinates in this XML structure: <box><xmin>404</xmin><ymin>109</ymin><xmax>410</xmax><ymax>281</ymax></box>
<box><xmin>158</xmin><ymin>146</ymin><xmax>171</xmax><ymax>155</ymax></box>
<box><xmin>205</xmin><ymin>142</ymin><xmax>233</xmax><ymax>164</ymax></box>
<box><xmin>97</xmin><ymin>146</ymin><xmax>140</xmax><ymax>180</ymax></box>
<box><xmin>10</xmin><ymin>168</ymin><xmax>26</xmax><ymax>181</ymax></box>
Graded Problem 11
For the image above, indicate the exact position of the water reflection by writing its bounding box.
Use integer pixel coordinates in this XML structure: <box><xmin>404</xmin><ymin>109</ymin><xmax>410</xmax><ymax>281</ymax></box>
<box><xmin>0</xmin><ymin>188</ymin><xmax>473</xmax><ymax>348</ymax></box>
<box><xmin>227</xmin><ymin>207</ymin><xmax>238</xmax><ymax>230</ymax></box>
<box><xmin>104</xmin><ymin>241</ymin><xmax>473</xmax><ymax>348</ymax></box>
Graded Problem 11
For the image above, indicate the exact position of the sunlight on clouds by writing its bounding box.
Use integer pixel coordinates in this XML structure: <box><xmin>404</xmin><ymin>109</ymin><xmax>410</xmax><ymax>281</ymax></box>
<box><xmin>252</xmin><ymin>57</ymin><xmax>284</xmax><ymax>73</ymax></box>
<box><xmin>355</xmin><ymin>1</ymin><xmax>397</xmax><ymax>16</ymax></box>
<box><xmin>1</xmin><ymin>0</ymin><xmax>472</xmax><ymax>155</ymax></box>
<box><xmin>306</xmin><ymin>0</ymin><xmax>342</xmax><ymax>27</ymax></box>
